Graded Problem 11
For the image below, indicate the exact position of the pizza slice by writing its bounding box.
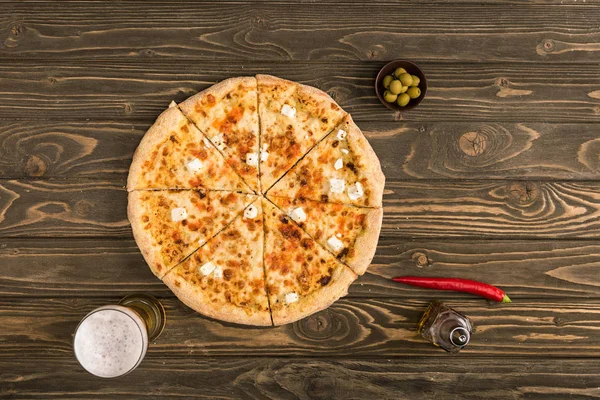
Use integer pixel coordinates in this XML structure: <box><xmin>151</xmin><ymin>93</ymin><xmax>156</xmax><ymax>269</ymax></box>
<box><xmin>179</xmin><ymin>77</ymin><xmax>260</xmax><ymax>192</ymax></box>
<box><xmin>268</xmin><ymin>196</ymin><xmax>382</xmax><ymax>275</ymax></box>
<box><xmin>128</xmin><ymin>190</ymin><xmax>255</xmax><ymax>278</ymax></box>
<box><xmin>262</xmin><ymin>199</ymin><xmax>357</xmax><ymax>325</ymax></box>
<box><xmin>257</xmin><ymin>74</ymin><xmax>346</xmax><ymax>192</ymax></box>
<box><xmin>267</xmin><ymin>114</ymin><xmax>385</xmax><ymax>207</ymax></box>
<box><xmin>162</xmin><ymin>200</ymin><xmax>271</xmax><ymax>326</ymax></box>
<box><xmin>127</xmin><ymin>103</ymin><xmax>252</xmax><ymax>193</ymax></box>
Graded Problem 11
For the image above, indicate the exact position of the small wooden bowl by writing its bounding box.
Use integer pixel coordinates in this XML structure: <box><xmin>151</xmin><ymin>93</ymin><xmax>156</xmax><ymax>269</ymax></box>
<box><xmin>375</xmin><ymin>60</ymin><xmax>427</xmax><ymax>111</ymax></box>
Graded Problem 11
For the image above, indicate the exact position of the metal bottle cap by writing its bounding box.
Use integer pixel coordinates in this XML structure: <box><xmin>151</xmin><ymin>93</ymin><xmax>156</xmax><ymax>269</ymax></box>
<box><xmin>449</xmin><ymin>327</ymin><xmax>470</xmax><ymax>347</ymax></box>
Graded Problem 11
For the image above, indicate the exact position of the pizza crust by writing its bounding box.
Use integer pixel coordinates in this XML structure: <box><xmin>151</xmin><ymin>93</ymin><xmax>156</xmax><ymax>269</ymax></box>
<box><xmin>345</xmin><ymin>115</ymin><xmax>385</xmax><ymax>207</ymax></box>
<box><xmin>128</xmin><ymin>191</ymin><xmax>174</xmax><ymax>278</ymax></box>
<box><xmin>127</xmin><ymin>106</ymin><xmax>183</xmax><ymax>191</ymax></box>
<box><xmin>345</xmin><ymin>207</ymin><xmax>383</xmax><ymax>275</ymax></box>
<box><xmin>162</xmin><ymin>271</ymin><xmax>272</xmax><ymax>326</ymax></box>
<box><xmin>271</xmin><ymin>265</ymin><xmax>357</xmax><ymax>326</ymax></box>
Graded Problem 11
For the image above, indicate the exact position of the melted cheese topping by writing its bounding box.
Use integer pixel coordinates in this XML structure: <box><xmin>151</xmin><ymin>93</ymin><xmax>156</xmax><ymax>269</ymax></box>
<box><xmin>171</xmin><ymin>207</ymin><xmax>188</xmax><ymax>222</ymax></box>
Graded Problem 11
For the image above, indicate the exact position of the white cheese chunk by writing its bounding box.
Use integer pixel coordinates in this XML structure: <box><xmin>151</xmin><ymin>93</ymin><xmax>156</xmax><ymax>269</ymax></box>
<box><xmin>327</xmin><ymin>236</ymin><xmax>344</xmax><ymax>252</ymax></box>
<box><xmin>334</xmin><ymin>158</ymin><xmax>343</xmax><ymax>170</ymax></box>
<box><xmin>244</xmin><ymin>204</ymin><xmax>258</xmax><ymax>219</ymax></box>
<box><xmin>341</xmin><ymin>149</ymin><xmax>349</xmax><ymax>154</ymax></box>
<box><xmin>281</xmin><ymin>104</ymin><xmax>297</xmax><ymax>118</ymax></box>
<box><xmin>348</xmin><ymin>182</ymin><xmax>364</xmax><ymax>201</ymax></box>
<box><xmin>337</xmin><ymin>129</ymin><xmax>347</xmax><ymax>140</ymax></box>
<box><xmin>212</xmin><ymin>266</ymin><xmax>223</xmax><ymax>279</ymax></box>
<box><xmin>186</xmin><ymin>158</ymin><xmax>204</xmax><ymax>174</ymax></box>
<box><xmin>260</xmin><ymin>150</ymin><xmax>270</xmax><ymax>162</ymax></box>
<box><xmin>285</xmin><ymin>292</ymin><xmax>299</xmax><ymax>304</ymax></box>
<box><xmin>246</xmin><ymin>152</ymin><xmax>259</xmax><ymax>166</ymax></box>
<box><xmin>212</xmin><ymin>134</ymin><xmax>226</xmax><ymax>151</ymax></box>
<box><xmin>329</xmin><ymin>178</ymin><xmax>345</xmax><ymax>194</ymax></box>
<box><xmin>169</xmin><ymin>100</ymin><xmax>177</xmax><ymax>108</ymax></box>
<box><xmin>203</xmin><ymin>137</ymin><xmax>212</xmax><ymax>149</ymax></box>
<box><xmin>171</xmin><ymin>207</ymin><xmax>187</xmax><ymax>222</ymax></box>
<box><xmin>199</xmin><ymin>261</ymin><xmax>216</xmax><ymax>276</ymax></box>
<box><xmin>289</xmin><ymin>207</ymin><xmax>307</xmax><ymax>223</ymax></box>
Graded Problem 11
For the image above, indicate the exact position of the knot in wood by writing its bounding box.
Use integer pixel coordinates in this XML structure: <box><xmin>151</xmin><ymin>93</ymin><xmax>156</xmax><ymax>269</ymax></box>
<box><xmin>305</xmin><ymin>375</ymin><xmax>336</xmax><ymax>399</ymax></box>
<box><xmin>412</xmin><ymin>252</ymin><xmax>429</xmax><ymax>267</ymax></box>
<box><xmin>75</xmin><ymin>200</ymin><xmax>93</xmax><ymax>217</ymax></box>
<box><xmin>24</xmin><ymin>155</ymin><xmax>47</xmax><ymax>177</ymax></box>
<box><xmin>296</xmin><ymin>309</ymin><xmax>338</xmax><ymax>340</ymax></box>
<box><xmin>542</xmin><ymin>39</ymin><xmax>555</xmax><ymax>53</ymax></box>
<box><xmin>11</xmin><ymin>24</ymin><xmax>25</xmax><ymax>36</ymax></box>
<box><xmin>459</xmin><ymin>131</ymin><xmax>487</xmax><ymax>157</ymax></box>
<box><xmin>507</xmin><ymin>182</ymin><xmax>539</xmax><ymax>206</ymax></box>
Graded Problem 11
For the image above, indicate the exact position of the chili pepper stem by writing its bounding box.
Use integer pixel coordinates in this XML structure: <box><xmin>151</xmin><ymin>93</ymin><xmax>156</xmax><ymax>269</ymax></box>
<box><xmin>502</xmin><ymin>294</ymin><xmax>512</xmax><ymax>303</ymax></box>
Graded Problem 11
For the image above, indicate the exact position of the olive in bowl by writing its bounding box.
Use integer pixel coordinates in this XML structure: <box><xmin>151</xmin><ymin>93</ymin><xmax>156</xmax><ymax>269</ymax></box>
<box><xmin>375</xmin><ymin>60</ymin><xmax>426</xmax><ymax>111</ymax></box>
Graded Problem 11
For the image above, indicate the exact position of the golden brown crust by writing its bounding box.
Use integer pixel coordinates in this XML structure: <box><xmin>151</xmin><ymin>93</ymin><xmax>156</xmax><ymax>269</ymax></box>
<box><xmin>127</xmin><ymin>191</ymin><xmax>168</xmax><ymax>278</ymax></box>
<box><xmin>271</xmin><ymin>265</ymin><xmax>357</xmax><ymax>326</ymax></box>
<box><xmin>345</xmin><ymin>115</ymin><xmax>385</xmax><ymax>207</ymax></box>
<box><xmin>345</xmin><ymin>207</ymin><xmax>383</xmax><ymax>275</ymax></box>
<box><xmin>187</xmin><ymin>76</ymin><xmax>255</xmax><ymax>106</ymax></box>
<box><xmin>162</xmin><ymin>271</ymin><xmax>272</xmax><ymax>326</ymax></box>
<box><xmin>127</xmin><ymin>106</ymin><xmax>182</xmax><ymax>191</ymax></box>
<box><xmin>256</xmin><ymin>74</ymin><xmax>297</xmax><ymax>89</ymax></box>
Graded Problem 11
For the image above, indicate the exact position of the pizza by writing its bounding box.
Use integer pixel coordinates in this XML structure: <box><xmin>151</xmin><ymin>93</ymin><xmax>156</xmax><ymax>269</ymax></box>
<box><xmin>257</xmin><ymin>75</ymin><xmax>347</xmax><ymax>191</ymax></box>
<box><xmin>267</xmin><ymin>196</ymin><xmax>382</xmax><ymax>275</ymax></box>
<box><xmin>128</xmin><ymin>103</ymin><xmax>252</xmax><ymax>193</ymax></box>
<box><xmin>128</xmin><ymin>75</ymin><xmax>385</xmax><ymax>326</ymax></box>
<box><xmin>128</xmin><ymin>190</ymin><xmax>255</xmax><ymax>278</ymax></box>
<box><xmin>162</xmin><ymin>200</ymin><xmax>270</xmax><ymax>326</ymax></box>
<box><xmin>268</xmin><ymin>114</ymin><xmax>385</xmax><ymax>207</ymax></box>
<box><xmin>179</xmin><ymin>77</ymin><xmax>260</xmax><ymax>192</ymax></box>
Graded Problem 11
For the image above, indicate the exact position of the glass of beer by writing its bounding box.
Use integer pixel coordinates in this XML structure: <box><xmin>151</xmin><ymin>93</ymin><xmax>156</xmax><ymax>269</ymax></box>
<box><xmin>73</xmin><ymin>293</ymin><xmax>166</xmax><ymax>378</ymax></box>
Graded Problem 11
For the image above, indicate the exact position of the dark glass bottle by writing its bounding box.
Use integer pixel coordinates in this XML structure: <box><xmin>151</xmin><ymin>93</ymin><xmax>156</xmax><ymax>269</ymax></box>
<box><xmin>418</xmin><ymin>301</ymin><xmax>473</xmax><ymax>353</ymax></box>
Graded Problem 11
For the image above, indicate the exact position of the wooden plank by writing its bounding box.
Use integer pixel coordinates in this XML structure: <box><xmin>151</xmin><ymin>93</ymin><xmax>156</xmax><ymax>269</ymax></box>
<box><xmin>3</xmin><ymin>179</ymin><xmax>600</xmax><ymax>239</ymax></box>
<box><xmin>0</xmin><ymin>62</ymin><xmax>598</xmax><ymax>122</ymax></box>
<box><xmin>0</xmin><ymin>297</ymin><xmax>598</xmax><ymax>358</ymax></box>
<box><xmin>1</xmin><ymin>238</ymin><xmax>599</xmax><ymax>299</ymax></box>
<box><xmin>1</xmin><ymin>357</ymin><xmax>598</xmax><ymax>400</ymax></box>
<box><xmin>3</xmin><ymin>120</ymin><xmax>600</xmax><ymax>181</ymax></box>
<box><xmin>0</xmin><ymin>180</ymin><xmax>129</xmax><ymax>238</ymax></box>
<box><xmin>2</xmin><ymin>2</ymin><xmax>600</xmax><ymax>63</ymax></box>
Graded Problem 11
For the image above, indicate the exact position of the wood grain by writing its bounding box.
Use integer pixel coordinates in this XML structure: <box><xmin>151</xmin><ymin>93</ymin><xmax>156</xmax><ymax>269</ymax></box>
<box><xmin>4</xmin><ymin>179</ymin><xmax>600</xmax><ymax>239</ymax></box>
<box><xmin>0</xmin><ymin>180</ymin><xmax>128</xmax><ymax>238</ymax></box>
<box><xmin>0</xmin><ymin>62</ymin><xmax>598</xmax><ymax>122</ymax></box>
<box><xmin>2</xmin><ymin>1</ymin><xmax>600</xmax><ymax>63</ymax></box>
<box><xmin>1</xmin><ymin>357</ymin><xmax>597</xmax><ymax>400</ymax></box>
<box><xmin>4</xmin><ymin>121</ymin><xmax>600</xmax><ymax>181</ymax></box>
<box><xmin>1</xmin><ymin>238</ymin><xmax>599</xmax><ymax>299</ymax></box>
<box><xmin>0</xmin><ymin>297</ymin><xmax>598</xmax><ymax>358</ymax></box>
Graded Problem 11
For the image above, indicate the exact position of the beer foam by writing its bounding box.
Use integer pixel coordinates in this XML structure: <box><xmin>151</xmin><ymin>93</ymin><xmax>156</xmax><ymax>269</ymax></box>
<box><xmin>74</xmin><ymin>306</ymin><xmax>148</xmax><ymax>378</ymax></box>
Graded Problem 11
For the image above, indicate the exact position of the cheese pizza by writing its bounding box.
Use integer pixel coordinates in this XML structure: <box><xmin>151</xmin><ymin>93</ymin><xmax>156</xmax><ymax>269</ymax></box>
<box><xmin>128</xmin><ymin>75</ymin><xmax>385</xmax><ymax>326</ymax></box>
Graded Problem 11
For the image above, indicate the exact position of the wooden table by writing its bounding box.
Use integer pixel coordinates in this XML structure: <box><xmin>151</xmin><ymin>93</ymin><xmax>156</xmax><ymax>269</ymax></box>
<box><xmin>1</xmin><ymin>1</ymin><xmax>599</xmax><ymax>398</ymax></box>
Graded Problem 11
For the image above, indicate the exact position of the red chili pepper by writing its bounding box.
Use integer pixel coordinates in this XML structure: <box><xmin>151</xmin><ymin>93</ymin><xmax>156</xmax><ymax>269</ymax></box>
<box><xmin>392</xmin><ymin>276</ymin><xmax>511</xmax><ymax>303</ymax></box>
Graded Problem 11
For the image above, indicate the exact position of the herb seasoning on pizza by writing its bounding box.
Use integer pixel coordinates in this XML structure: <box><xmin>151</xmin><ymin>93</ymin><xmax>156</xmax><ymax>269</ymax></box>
<box><xmin>128</xmin><ymin>75</ymin><xmax>385</xmax><ymax>326</ymax></box>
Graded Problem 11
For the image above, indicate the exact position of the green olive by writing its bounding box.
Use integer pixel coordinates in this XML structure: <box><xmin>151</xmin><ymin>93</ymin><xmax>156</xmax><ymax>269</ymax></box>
<box><xmin>382</xmin><ymin>75</ymin><xmax>394</xmax><ymax>89</ymax></box>
<box><xmin>407</xmin><ymin>87</ymin><xmax>421</xmax><ymax>99</ymax></box>
<box><xmin>393</xmin><ymin>67</ymin><xmax>407</xmax><ymax>78</ymax></box>
<box><xmin>383</xmin><ymin>90</ymin><xmax>398</xmax><ymax>103</ymax></box>
<box><xmin>400</xmin><ymin>85</ymin><xmax>408</xmax><ymax>93</ymax></box>
<box><xmin>399</xmin><ymin>73</ymin><xmax>413</xmax><ymax>86</ymax></box>
<box><xmin>389</xmin><ymin>80</ymin><xmax>403</xmax><ymax>95</ymax></box>
<box><xmin>411</xmin><ymin>75</ymin><xmax>420</xmax><ymax>87</ymax></box>
<box><xmin>397</xmin><ymin>93</ymin><xmax>410</xmax><ymax>107</ymax></box>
